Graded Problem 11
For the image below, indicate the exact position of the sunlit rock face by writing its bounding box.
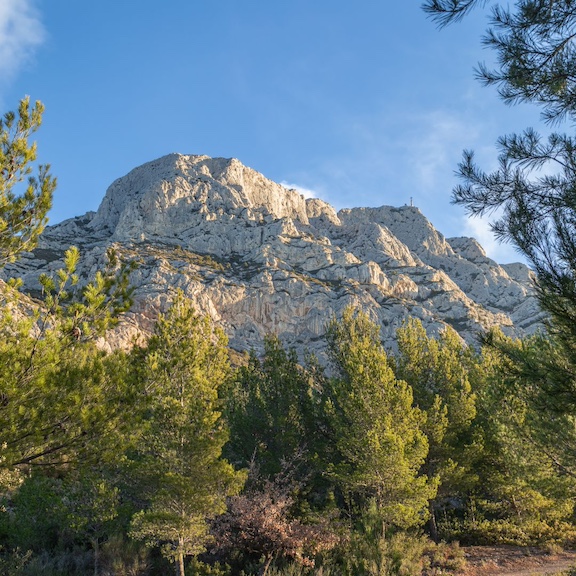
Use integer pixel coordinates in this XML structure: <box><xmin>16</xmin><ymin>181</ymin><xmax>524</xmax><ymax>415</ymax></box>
<box><xmin>5</xmin><ymin>153</ymin><xmax>544</xmax><ymax>356</ymax></box>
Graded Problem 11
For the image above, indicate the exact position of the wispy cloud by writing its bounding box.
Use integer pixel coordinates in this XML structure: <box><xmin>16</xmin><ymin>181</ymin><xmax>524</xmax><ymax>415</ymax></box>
<box><xmin>280</xmin><ymin>180</ymin><xmax>318</xmax><ymax>199</ymax></box>
<box><xmin>299</xmin><ymin>108</ymin><xmax>488</xmax><ymax>212</ymax></box>
<box><xmin>410</xmin><ymin>111</ymin><xmax>478</xmax><ymax>193</ymax></box>
<box><xmin>461</xmin><ymin>214</ymin><xmax>524</xmax><ymax>264</ymax></box>
<box><xmin>0</xmin><ymin>0</ymin><xmax>45</xmax><ymax>81</ymax></box>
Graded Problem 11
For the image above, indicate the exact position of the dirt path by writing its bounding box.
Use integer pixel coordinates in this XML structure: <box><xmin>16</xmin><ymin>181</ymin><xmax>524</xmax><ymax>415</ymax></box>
<box><xmin>501</xmin><ymin>559</ymin><xmax>576</xmax><ymax>576</ymax></box>
<box><xmin>462</xmin><ymin>546</ymin><xmax>576</xmax><ymax>576</ymax></box>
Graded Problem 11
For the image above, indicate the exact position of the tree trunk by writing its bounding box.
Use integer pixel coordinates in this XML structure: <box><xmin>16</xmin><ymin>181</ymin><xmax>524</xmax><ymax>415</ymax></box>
<box><xmin>177</xmin><ymin>538</ymin><xmax>185</xmax><ymax>576</ymax></box>
<box><xmin>92</xmin><ymin>537</ymin><xmax>99</xmax><ymax>576</ymax></box>
<box><xmin>261</xmin><ymin>554</ymin><xmax>274</xmax><ymax>576</ymax></box>
<box><xmin>429</xmin><ymin>502</ymin><xmax>439</xmax><ymax>543</ymax></box>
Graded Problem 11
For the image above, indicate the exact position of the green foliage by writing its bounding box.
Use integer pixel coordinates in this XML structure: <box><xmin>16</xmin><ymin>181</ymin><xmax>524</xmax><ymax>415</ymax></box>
<box><xmin>423</xmin><ymin>0</ymin><xmax>576</xmax><ymax>540</ymax></box>
<box><xmin>128</xmin><ymin>292</ymin><xmax>245</xmax><ymax>574</ymax></box>
<box><xmin>334</xmin><ymin>526</ymin><xmax>464</xmax><ymax>576</ymax></box>
<box><xmin>424</xmin><ymin>0</ymin><xmax>576</xmax><ymax>124</ymax></box>
<box><xmin>225</xmin><ymin>336</ymin><xmax>317</xmax><ymax>477</ymax></box>
<box><xmin>433</xmin><ymin>331</ymin><xmax>576</xmax><ymax>546</ymax></box>
<box><xmin>62</xmin><ymin>472</ymin><xmax>120</xmax><ymax>573</ymax></box>
<box><xmin>394</xmin><ymin>319</ymin><xmax>478</xmax><ymax>537</ymax></box>
<box><xmin>395</xmin><ymin>319</ymin><xmax>476</xmax><ymax>439</ymax></box>
<box><xmin>481</xmin><ymin>329</ymin><xmax>576</xmax><ymax>477</ymax></box>
<box><xmin>0</xmin><ymin>245</ymin><xmax>136</xmax><ymax>472</ymax></box>
<box><xmin>0</xmin><ymin>97</ymin><xmax>56</xmax><ymax>266</ymax></box>
<box><xmin>38</xmin><ymin>245</ymin><xmax>135</xmax><ymax>338</ymax></box>
<box><xmin>0</xmin><ymin>547</ymin><xmax>95</xmax><ymax>576</ymax></box>
<box><xmin>322</xmin><ymin>307</ymin><xmax>436</xmax><ymax>530</ymax></box>
<box><xmin>0</xmin><ymin>474</ymin><xmax>66</xmax><ymax>553</ymax></box>
<box><xmin>0</xmin><ymin>328</ymin><xmax>134</xmax><ymax>472</ymax></box>
<box><xmin>439</xmin><ymin>515</ymin><xmax>576</xmax><ymax>548</ymax></box>
<box><xmin>99</xmin><ymin>535</ymin><xmax>151</xmax><ymax>576</ymax></box>
<box><xmin>342</xmin><ymin>508</ymin><xmax>428</xmax><ymax>576</ymax></box>
<box><xmin>186</xmin><ymin>557</ymin><xmax>230</xmax><ymax>575</ymax></box>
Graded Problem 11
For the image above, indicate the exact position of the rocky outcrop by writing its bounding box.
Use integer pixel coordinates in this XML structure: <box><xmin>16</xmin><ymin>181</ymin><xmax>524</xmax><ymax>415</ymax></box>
<box><xmin>3</xmin><ymin>153</ymin><xmax>544</xmax><ymax>356</ymax></box>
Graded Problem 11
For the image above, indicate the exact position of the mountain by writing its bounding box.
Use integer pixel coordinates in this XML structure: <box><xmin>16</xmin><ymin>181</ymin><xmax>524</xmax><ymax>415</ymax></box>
<box><xmin>3</xmin><ymin>153</ymin><xmax>544</xmax><ymax>357</ymax></box>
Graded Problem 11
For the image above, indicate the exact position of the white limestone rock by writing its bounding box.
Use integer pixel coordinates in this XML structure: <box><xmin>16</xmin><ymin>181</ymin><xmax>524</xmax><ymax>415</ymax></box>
<box><xmin>4</xmin><ymin>154</ymin><xmax>544</xmax><ymax>357</ymax></box>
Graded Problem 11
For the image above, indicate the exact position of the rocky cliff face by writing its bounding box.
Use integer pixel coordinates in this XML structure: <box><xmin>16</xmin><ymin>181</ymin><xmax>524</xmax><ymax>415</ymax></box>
<box><xmin>4</xmin><ymin>153</ymin><xmax>544</xmax><ymax>356</ymax></box>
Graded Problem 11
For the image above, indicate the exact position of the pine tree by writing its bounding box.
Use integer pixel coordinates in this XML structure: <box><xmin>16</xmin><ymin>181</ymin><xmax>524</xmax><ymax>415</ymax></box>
<box><xmin>0</xmin><ymin>247</ymin><xmax>135</xmax><ymax>474</ymax></box>
<box><xmin>459</xmin><ymin>333</ymin><xmax>576</xmax><ymax>544</ymax></box>
<box><xmin>322</xmin><ymin>307</ymin><xmax>436</xmax><ymax>531</ymax></box>
<box><xmin>225</xmin><ymin>336</ymin><xmax>317</xmax><ymax>477</ymax></box>
<box><xmin>394</xmin><ymin>318</ymin><xmax>477</xmax><ymax>540</ymax></box>
<box><xmin>0</xmin><ymin>97</ymin><xmax>56</xmax><ymax>266</ymax></box>
<box><xmin>128</xmin><ymin>293</ymin><xmax>245</xmax><ymax>576</ymax></box>
<box><xmin>423</xmin><ymin>0</ymin><xmax>576</xmax><ymax>475</ymax></box>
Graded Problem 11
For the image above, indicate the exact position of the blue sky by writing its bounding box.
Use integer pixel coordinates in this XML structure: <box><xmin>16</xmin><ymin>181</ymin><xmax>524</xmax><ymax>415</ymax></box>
<box><xmin>1</xmin><ymin>1</ymin><xmax>545</xmax><ymax>263</ymax></box>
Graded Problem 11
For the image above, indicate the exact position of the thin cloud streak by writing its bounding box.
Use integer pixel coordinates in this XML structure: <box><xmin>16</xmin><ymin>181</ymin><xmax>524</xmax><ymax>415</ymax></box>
<box><xmin>0</xmin><ymin>0</ymin><xmax>45</xmax><ymax>82</ymax></box>
<box><xmin>280</xmin><ymin>180</ymin><xmax>318</xmax><ymax>199</ymax></box>
<box><xmin>299</xmin><ymin>108</ymin><xmax>489</xmax><ymax>212</ymax></box>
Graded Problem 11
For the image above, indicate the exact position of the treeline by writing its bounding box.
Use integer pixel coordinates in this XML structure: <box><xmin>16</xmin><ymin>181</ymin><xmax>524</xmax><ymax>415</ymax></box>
<box><xmin>1</xmin><ymin>257</ymin><xmax>575</xmax><ymax>576</ymax></box>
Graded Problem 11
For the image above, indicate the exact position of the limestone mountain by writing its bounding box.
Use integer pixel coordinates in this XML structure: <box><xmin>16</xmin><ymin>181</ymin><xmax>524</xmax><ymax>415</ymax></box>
<box><xmin>4</xmin><ymin>153</ymin><xmax>544</xmax><ymax>356</ymax></box>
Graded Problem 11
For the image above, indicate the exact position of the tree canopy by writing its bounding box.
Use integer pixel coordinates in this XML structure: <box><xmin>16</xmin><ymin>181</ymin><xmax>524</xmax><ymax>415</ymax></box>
<box><xmin>128</xmin><ymin>293</ymin><xmax>245</xmax><ymax>576</ymax></box>
<box><xmin>0</xmin><ymin>97</ymin><xmax>55</xmax><ymax>266</ymax></box>
<box><xmin>322</xmin><ymin>307</ymin><xmax>436</xmax><ymax>530</ymax></box>
<box><xmin>422</xmin><ymin>0</ymin><xmax>576</xmax><ymax>478</ymax></box>
<box><xmin>422</xmin><ymin>0</ymin><xmax>576</xmax><ymax>274</ymax></box>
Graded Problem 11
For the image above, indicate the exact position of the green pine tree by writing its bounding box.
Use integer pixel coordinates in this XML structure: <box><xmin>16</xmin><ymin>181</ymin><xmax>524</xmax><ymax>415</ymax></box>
<box><xmin>0</xmin><ymin>247</ymin><xmax>135</xmax><ymax>474</ymax></box>
<box><xmin>0</xmin><ymin>97</ymin><xmax>56</xmax><ymax>266</ymax></box>
<box><xmin>321</xmin><ymin>307</ymin><xmax>436</xmax><ymax>531</ymax></box>
<box><xmin>394</xmin><ymin>318</ymin><xmax>477</xmax><ymax>539</ymax></box>
<box><xmin>225</xmin><ymin>335</ymin><xmax>317</xmax><ymax>477</ymax></box>
<box><xmin>456</xmin><ymin>333</ymin><xmax>576</xmax><ymax>544</ymax></box>
<box><xmin>423</xmin><ymin>0</ymin><xmax>576</xmax><ymax>487</ymax></box>
<box><xmin>128</xmin><ymin>293</ymin><xmax>245</xmax><ymax>576</ymax></box>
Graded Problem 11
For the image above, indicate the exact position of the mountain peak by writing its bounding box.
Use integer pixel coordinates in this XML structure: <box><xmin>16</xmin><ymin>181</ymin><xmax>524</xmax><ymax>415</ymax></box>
<box><xmin>88</xmin><ymin>154</ymin><xmax>311</xmax><ymax>241</ymax></box>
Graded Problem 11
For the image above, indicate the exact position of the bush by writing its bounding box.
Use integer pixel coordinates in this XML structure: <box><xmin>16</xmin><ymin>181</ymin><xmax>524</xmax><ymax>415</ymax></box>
<box><xmin>421</xmin><ymin>541</ymin><xmax>466</xmax><ymax>576</ymax></box>
<box><xmin>3</xmin><ymin>547</ymin><xmax>93</xmax><ymax>576</ymax></box>
<box><xmin>438</xmin><ymin>517</ymin><xmax>576</xmax><ymax>548</ymax></box>
<box><xmin>100</xmin><ymin>534</ymin><xmax>151</xmax><ymax>575</ymax></box>
<box><xmin>327</xmin><ymin>531</ymin><xmax>464</xmax><ymax>576</ymax></box>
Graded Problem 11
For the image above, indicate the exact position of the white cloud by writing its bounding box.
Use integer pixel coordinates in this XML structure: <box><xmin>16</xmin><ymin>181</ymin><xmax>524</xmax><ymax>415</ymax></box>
<box><xmin>280</xmin><ymin>180</ymin><xmax>318</xmax><ymax>199</ymax></box>
<box><xmin>0</xmin><ymin>0</ymin><xmax>45</xmax><ymax>81</ymax></box>
<box><xmin>461</xmin><ymin>214</ymin><xmax>524</xmax><ymax>264</ymax></box>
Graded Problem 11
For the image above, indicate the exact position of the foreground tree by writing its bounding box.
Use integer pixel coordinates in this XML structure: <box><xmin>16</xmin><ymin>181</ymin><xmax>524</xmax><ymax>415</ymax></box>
<box><xmin>128</xmin><ymin>294</ymin><xmax>245</xmax><ymax>576</ymax></box>
<box><xmin>0</xmin><ymin>94</ymin><xmax>134</xmax><ymax>474</ymax></box>
<box><xmin>423</xmin><ymin>0</ymin><xmax>576</xmax><ymax>279</ymax></box>
<box><xmin>0</xmin><ymin>247</ymin><xmax>134</xmax><ymax>474</ymax></box>
<box><xmin>0</xmin><ymin>97</ymin><xmax>56</xmax><ymax>266</ymax></box>
<box><xmin>424</xmin><ymin>0</ymin><xmax>576</xmax><ymax>124</ymax></box>
<box><xmin>423</xmin><ymin>0</ymin><xmax>576</xmax><ymax>476</ymax></box>
<box><xmin>322</xmin><ymin>307</ymin><xmax>436</xmax><ymax>531</ymax></box>
<box><xmin>480</xmin><ymin>329</ymin><xmax>576</xmax><ymax>478</ymax></box>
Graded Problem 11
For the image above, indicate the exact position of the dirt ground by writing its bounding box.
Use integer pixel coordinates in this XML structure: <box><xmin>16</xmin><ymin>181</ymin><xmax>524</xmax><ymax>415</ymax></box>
<box><xmin>462</xmin><ymin>546</ymin><xmax>576</xmax><ymax>576</ymax></box>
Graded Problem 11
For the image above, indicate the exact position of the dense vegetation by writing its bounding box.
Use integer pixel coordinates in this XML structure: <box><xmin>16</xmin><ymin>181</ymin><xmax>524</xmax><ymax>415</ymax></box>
<box><xmin>2</xmin><ymin>264</ymin><xmax>576</xmax><ymax>576</ymax></box>
<box><xmin>422</xmin><ymin>0</ymin><xmax>576</xmax><ymax>557</ymax></box>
